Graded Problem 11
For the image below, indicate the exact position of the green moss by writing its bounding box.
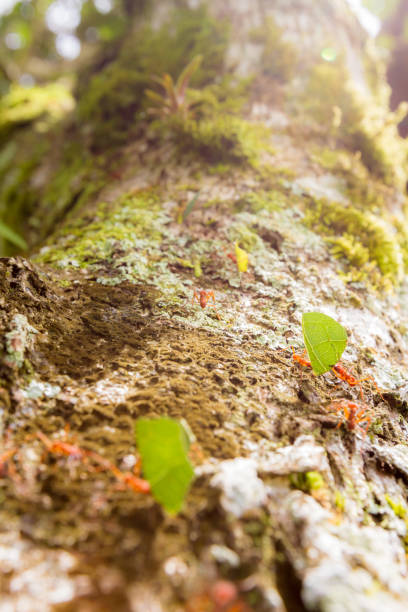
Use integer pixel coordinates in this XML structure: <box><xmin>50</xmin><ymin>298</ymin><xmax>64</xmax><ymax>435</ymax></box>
<box><xmin>305</xmin><ymin>198</ymin><xmax>404</xmax><ymax>288</ymax></box>
<box><xmin>393</xmin><ymin>208</ymin><xmax>408</xmax><ymax>271</ymax></box>
<box><xmin>303</xmin><ymin>61</ymin><xmax>408</xmax><ymax>187</ymax></box>
<box><xmin>311</xmin><ymin>147</ymin><xmax>386</xmax><ymax>211</ymax></box>
<box><xmin>230</xmin><ymin>225</ymin><xmax>260</xmax><ymax>252</ymax></box>
<box><xmin>325</xmin><ymin>235</ymin><xmax>370</xmax><ymax>268</ymax></box>
<box><xmin>36</xmin><ymin>189</ymin><xmax>162</xmax><ymax>269</ymax></box>
<box><xmin>77</xmin><ymin>6</ymin><xmax>230</xmax><ymax>149</ymax></box>
<box><xmin>245</xmin><ymin>190</ymin><xmax>287</xmax><ymax>213</ymax></box>
<box><xmin>289</xmin><ymin>471</ymin><xmax>325</xmax><ymax>492</ymax></box>
<box><xmin>249</xmin><ymin>17</ymin><xmax>298</xmax><ymax>82</ymax></box>
<box><xmin>168</xmin><ymin>114</ymin><xmax>268</xmax><ymax>166</ymax></box>
<box><xmin>0</xmin><ymin>82</ymin><xmax>74</xmax><ymax>139</ymax></box>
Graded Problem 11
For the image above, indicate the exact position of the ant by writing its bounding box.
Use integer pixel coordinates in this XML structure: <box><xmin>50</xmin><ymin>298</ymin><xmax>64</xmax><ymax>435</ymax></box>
<box><xmin>327</xmin><ymin>399</ymin><xmax>371</xmax><ymax>436</ymax></box>
<box><xmin>37</xmin><ymin>430</ymin><xmax>151</xmax><ymax>494</ymax></box>
<box><xmin>108</xmin><ymin>463</ymin><xmax>151</xmax><ymax>494</ymax></box>
<box><xmin>277</xmin><ymin>346</ymin><xmax>312</xmax><ymax>368</ymax></box>
<box><xmin>192</xmin><ymin>289</ymin><xmax>221</xmax><ymax>319</ymax></box>
<box><xmin>330</xmin><ymin>363</ymin><xmax>384</xmax><ymax>400</ymax></box>
<box><xmin>278</xmin><ymin>347</ymin><xmax>383</xmax><ymax>400</ymax></box>
<box><xmin>290</xmin><ymin>346</ymin><xmax>312</xmax><ymax>368</ymax></box>
<box><xmin>0</xmin><ymin>447</ymin><xmax>18</xmax><ymax>478</ymax></box>
<box><xmin>36</xmin><ymin>430</ymin><xmax>92</xmax><ymax>463</ymax></box>
<box><xmin>223</xmin><ymin>246</ymin><xmax>237</xmax><ymax>264</ymax></box>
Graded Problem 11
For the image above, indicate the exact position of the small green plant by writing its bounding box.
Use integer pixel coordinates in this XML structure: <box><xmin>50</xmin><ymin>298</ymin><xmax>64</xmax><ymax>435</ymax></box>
<box><xmin>301</xmin><ymin>312</ymin><xmax>347</xmax><ymax>375</ymax></box>
<box><xmin>145</xmin><ymin>55</ymin><xmax>203</xmax><ymax>119</ymax></box>
<box><xmin>290</xmin><ymin>471</ymin><xmax>325</xmax><ymax>492</ymax></box>
<box><xmin>135</xmin><ymin>417</ymin><xmax>194</xmax><ymax>514</ymax></box>
<box><xmin>335</xmin><ymin>490</ymin><xmax>345</xmax><ymax>512</ymax></box>
<box><xmin>385</xmin><ymin>494</ymin><xmax>406</xmax><ymax>519</ymax></box>
<box><xmin>177</xmin><ymin>192</ymin><xmax>200</xmax><ymax>223</ymax></box>
<box><xmin>0</xmin><ymin>221</ymin><xmax>27</xmax><ymax>250</ymax></box>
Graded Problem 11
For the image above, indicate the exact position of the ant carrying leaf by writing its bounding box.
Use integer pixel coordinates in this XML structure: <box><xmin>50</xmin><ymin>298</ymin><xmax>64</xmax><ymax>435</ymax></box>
<box><xmin>302</xmin><ymin>312</ymin><xmax>347</xmax><ymax>375</ymax></box>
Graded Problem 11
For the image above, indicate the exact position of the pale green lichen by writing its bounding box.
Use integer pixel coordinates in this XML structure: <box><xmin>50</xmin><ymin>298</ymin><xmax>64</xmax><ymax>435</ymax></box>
<box><xmin>3</xmin><ymin>314</ymin><xmax>38</xmax><ymax>369</ymax></box>
<box><xmin>36</xmin><ymin>189</ymin><xmax>163</xmax><ymax>269</ymax></box>
<box><xmin>245</xmin><ymin>190</ymin><xmax>288</xmax><ymax>213</ymax></box>
<box><xmin>335</xmin><ymin>490</ymin><xmax>346</xmax><ymax>512</ymax></box>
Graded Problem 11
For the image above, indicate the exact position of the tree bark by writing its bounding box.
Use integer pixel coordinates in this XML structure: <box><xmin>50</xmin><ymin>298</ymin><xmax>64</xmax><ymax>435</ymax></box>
<box><xmin>1</xmin><ymin>1</ymin><xmax>408</xmax><ymax>610</ymax></box>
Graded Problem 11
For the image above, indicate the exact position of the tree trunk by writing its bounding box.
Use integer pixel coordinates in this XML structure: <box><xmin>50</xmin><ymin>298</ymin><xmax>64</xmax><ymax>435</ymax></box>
<box><xmin>1</xmin><ymin>1</ymin><xmax>408</xmax><ymax>610</ymax></box>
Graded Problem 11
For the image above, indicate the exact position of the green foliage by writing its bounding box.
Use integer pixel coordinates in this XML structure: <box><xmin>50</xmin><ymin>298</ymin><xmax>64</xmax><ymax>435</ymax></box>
<box><xmin>181</xmin><ymin>192</ymin><xmax>200</xmax><ymax>223</ymax></box>
<box><xmin>311</xmin><ymin>147</ymin><xmax>386</xmax><ymax>211</ymax></box>
<box><xmin>290</xmin><ymin>471</ymin><xmax>325</xmax><ymax>492</ymax></box>
<box><xmin>302</xmin><ymin>312</ymin><xmax>347</xmax><ymax>375</ymax></box>
<box><xmin>0</xmin><ymin>83</ymin><xmax>74</xmax><ymax>137</ymax></box>
<box><xmin>0</xmin><ymin>138</ymin><xmax>46</xmax><ymax>256</ymax></box>
<box><xmin>135</xmin><ymin>418</ymin><xmax>194</xmax><ymax>514</ymax></box>
<box><xmin>0</xmin><ymin>220</ymin><xmax>27</xmax><ymax>250</ymax></box>
<box><xmin>77</xmin><ymin>6</ymin><xmax>230</xmax><ymax>149</ymax></box>
<box><xmin>146</xmin><ymin>55</ymin><xmax>203</xmax><ymax>119</ymax></box>
<box><xmin>303</xmin><ymin>61</ymin><xmax>408</xmax><ymax>187</ymax></box>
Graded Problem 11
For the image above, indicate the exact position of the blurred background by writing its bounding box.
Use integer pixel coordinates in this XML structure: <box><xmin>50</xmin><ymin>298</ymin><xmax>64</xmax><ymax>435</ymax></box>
<box><xmin>0</xmin><ymin>1</ymin><xmax>407</xmax><ymax>132</ymax></box>
<box><xmin>1</xmin><ymin>0</ymin><xmax>408</xmax><ymax>255</ymax></box>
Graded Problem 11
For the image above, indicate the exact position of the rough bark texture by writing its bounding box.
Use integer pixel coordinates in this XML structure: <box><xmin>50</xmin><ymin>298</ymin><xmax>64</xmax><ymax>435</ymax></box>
<box><xmin>2</xmin><ymin>1</ymin><xmax>408</xmax><ymax>610</ymax></box>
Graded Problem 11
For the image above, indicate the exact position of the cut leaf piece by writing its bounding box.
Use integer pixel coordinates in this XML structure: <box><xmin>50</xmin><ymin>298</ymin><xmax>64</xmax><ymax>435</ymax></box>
<box><xmin>135</xmin><ymin>417</ymin><xmax>194</xmax><ymax>514</ymax></box>
<box><xmin>302</xmin><ymin>312</ymin><xmax>347</xmax><ymax>375</ymax></box>
<box><xmin>234</xmin><ymin>242</ymin><xmax>248</xmax><ymax>273</ymax></box>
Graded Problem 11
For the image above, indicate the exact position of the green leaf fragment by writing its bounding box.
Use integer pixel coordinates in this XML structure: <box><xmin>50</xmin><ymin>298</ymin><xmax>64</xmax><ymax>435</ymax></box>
<box><xmin>182</xmin><ymin>192</ymin><xmax>199</xmax><ymax>221</ymax></box>
<box><xmin>302</xmin><ymin>312</ymin><xmax>347</xmax><ymax>375</ymax></box>
<box><xmin>0</xmin><ymin>221</ymin><xmax>27</xmax><ymax>250</ymax></box>
<box><xmin>135</xmin><ymin>418</ymin><xmax>194</xmax><ymax>514</ymax></box>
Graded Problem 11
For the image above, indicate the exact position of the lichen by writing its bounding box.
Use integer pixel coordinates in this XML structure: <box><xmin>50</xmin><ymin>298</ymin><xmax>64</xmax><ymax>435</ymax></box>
<box><xmin>36</xmin><ymin>189</ymin><xmax>163</xmax><ymax>269</ymax></box>
<box><xmin>3</xmin><ymin>313</ymin><xmax>38</xmax><ymax>369</ymax></box>
<box><xmin>245</xmin><ymin>190</ymin><xmax>288</xmax><ymax>213</ymax></box>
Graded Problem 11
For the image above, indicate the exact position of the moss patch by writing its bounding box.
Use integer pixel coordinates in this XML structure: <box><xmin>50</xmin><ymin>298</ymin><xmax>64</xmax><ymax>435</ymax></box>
<box><xmin>77</xmin><ymin>6</ymin><xmax>230</xmax><ymax>150</ymax></box>
<box><xmin>36</xmin><ymin>189</ymin><xmax>163</xmax><ymax>269</ymax></box>
<box><xmin>305</xmin><ymin>198</ymin><xmax>404</xmax><ymax>288</ymax></box>
<box><xmin>302</xmin><ymin>61</ymin><xmax>408</xmax><ymax>188</ymax></box>
<box><xmin>168</xmin><ymin>114</ymin><xmax>268</xmax><ymax>166</ymax></box>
